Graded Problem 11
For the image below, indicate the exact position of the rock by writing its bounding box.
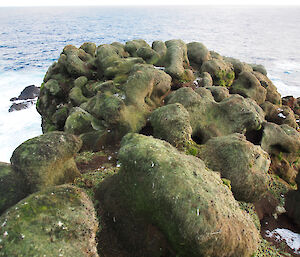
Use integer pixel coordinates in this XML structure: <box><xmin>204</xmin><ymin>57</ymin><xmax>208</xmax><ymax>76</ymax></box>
<box><xmin>166</xmin><ymin>87</ymin><xmax>265</xmax><ymax>143</ymax></box>
<box><xmin>79</xmin><ymin>42</ymin><xmax>97</xmax><ymax>57</ymax></box>
<box><xmin>69</xmin><ymin>86</ymin><xmax>88</xmax><ymax>106</ymax></box>
<box><xmin>150</xmin><ymin>103</ymin><xmax>192</xmax><ymax>147</ymax></box>
<box><xmin>124</xmin><ymin>39</ymin><xmax>150</xmax><ymax>57</ymax></box>
<box><xmin>205</xmin><ymin>86</ymin><xmax>230</xmax><ymax>102</ymax></box>
<box><xmin>10</xmin><ymin>85</ymin><xmax>40</xmax><ymax>101</ymax></box>
<box><xmin>0</xmin><ymin>185</ymin><xmax>98</xmax><ymax>257</ymax></box>
<box><xmin>260</xmin><ymin>122</ymin><xmax>300</xmax><ymax>183</ymax></box>
<box><xmin>64</xmin><ymin>107</ymin><xmax>102</xmax><ymax>135</ymax></box>
<box><xmin>187</xmin><ymin>42</ymin><xmax>211</xmax><ymax>67</ymax></box>
<box><xmin>8</xmin><ymin>100</ymin><xmax>34</xmax><ymax>112</ymax></box>
<box><xmin>152</xmin><ymin>40</ymin><xmax>167</xmax><ymax>66</ymax></box>
<box><xmin>252</xmin><ymin>71</ymin><xmax>281</xmax><ymax>105</ymax></box>
<box><xmin>59</xmin><ymin>45</ymin><xmax>96</xmax><ymax>79</ymax></box>
<box><xmin>0</xmin><ymin>162</ymin><xmax>27</xmax><ymax>215</ymax></box>
<box><xmin>250</xmin><ymin>63</ymin><xmax>267</xmax><ymax>75</ymax></box>
<box><xmin>200</xmin><ymin>58</ymin><xmax>235</xmax><ymax>87</ymax></box>
<box><xmin>136</xmin><ymin>47</ymin><xmax>160</xmax><ymax>64</ymax></box>
<box><xmin>96</xmin><ymin>133</ymin><xmax>259</xmax><ymax>257</ymax></box>
<box><xmin>285</xmin><ymin>172</ymin><xmax>300</xmax><ymax>227</ymax></box>
<box><xmin>282</xmin><ymin>95</ymin><xmax>300</xmax><ymax>115</ymax></box>
<box><xmin>195</xmin><ymin>72</ymin><xmax>213</xmax><ymax>87</ymax></box>
<box><xmin>164</xmin><ymin>39</ymin><xmax>192</xmax><ymax>80</ymax></box>
<box><xmin>260</xmin><ymin>101</ymin><xmax>297</xmax><ymax>129</ymax></box>
<box><xmin>10</xmin><ymin>132</ymin><xmax>82</xmax><ymax>193</ymax></box>
<box><xmin>230</xmin><ymin>71</ymin><xmax>267</xmax><ymax>105</ymax></box>
<box><xmin>224</xmin><ymin>57</ymin><xmax>253</xmax><ymax>77</ymax></box>
<box><xmin>198</xmin><ymin>133</ymin><xmax>271</xmax><ymax>202</ymax></box>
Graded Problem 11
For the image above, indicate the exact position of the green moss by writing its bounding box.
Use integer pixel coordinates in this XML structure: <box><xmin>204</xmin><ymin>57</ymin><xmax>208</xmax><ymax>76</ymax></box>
<box><xmin>215</xmin><ymin>70</ymin><xmax>235</xmax><ymax>87</ymax></box>
<box><xmin>222</xmin><ymin>178</ymin><xmax>232</xmax><ymax>190</ymax></box>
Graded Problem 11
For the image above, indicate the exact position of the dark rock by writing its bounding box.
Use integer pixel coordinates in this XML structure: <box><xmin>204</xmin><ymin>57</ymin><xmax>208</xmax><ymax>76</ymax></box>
<box><xmin>8</xmin><ymin>100</ymin><xmax>34</xmax><ymax>112</ymax></box>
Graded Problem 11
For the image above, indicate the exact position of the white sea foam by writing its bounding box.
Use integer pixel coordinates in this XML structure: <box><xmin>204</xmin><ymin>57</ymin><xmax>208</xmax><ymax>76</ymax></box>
<box><xmin>269</xmin><ymin>74</ymin><xmax>300</xmax><ymax>98</ymax></box>
<box><xmin>0</xmin><ymin>70</ymin><xmax>44</xmax><ymax>162</ymax></box>
<box><xmin>265</xmin><ymin>228</ymin><xmax>300</xmax><ymax>254</ymax></box>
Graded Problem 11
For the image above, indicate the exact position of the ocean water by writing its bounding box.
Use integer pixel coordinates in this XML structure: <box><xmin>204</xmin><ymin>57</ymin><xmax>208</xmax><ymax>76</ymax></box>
<box><xmin>0</xmin><ymin>6</ymin><xmax>300</xmax><ymax>162</ymax></box>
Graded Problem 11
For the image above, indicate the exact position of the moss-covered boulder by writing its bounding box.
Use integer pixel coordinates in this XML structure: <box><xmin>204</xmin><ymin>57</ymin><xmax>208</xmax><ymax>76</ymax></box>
<box><xmin>230</xmin><ymin>71</ymin><xmax>267</xmax><ymax>105</ymax></box>
<box><xmin>187</xmin><ymin>42</ymin><xmax>211</xmax><ymax>67</ymax></box>
<box><xmin>199</xmin><ymin>133</ymin><xmax>271</xmax><ymax>202</ymax></box>
<box><xmin>0</xmin><ymin>162</ymin><xmax>27</xmax><ymax>215</ymax></box>
<box><xmin>224</xmin><ymin>57</ymin><xmax>253</xmax><ymax>77</ymax></box>
<box><xmin>166</xmin><ymin>87</ymin><xmax>265</xmax><ymax>143</ymax></box>
<box><xmin>253</xmin><ymin>71</ymin><xmax>282</xmax><ymax>105</ymax></box>
<box><xmin>250</xmin><ymin>63</ymin><xmax>267</xmax><ymax>75</ymax></box>
<box><xmin>0</xmin><ymin>185</ymin><xmax>98</xmax><ymax>257</ymax></box>
<box><xmin>260</xmin><ymin>122</ymin><xmax>300</xmax><ymax>183</ymax></box>
<box><xmin>124</xmin><ymin>39</ymin><xmax>150</xmax><ymax>57</ymax></box>
<box><xmin>150</xmin><ymin>103</ymin><xmax>192</xmax><ymax>147</ymax></box>
<box><xmin>10</xmin><ymin>132</ymin><xmax>82</xmax><ymax>193</ymax></box>
<box><xmin>164</xmin><ymin>39</ymin><xmax>193</xmax><ymax>81</ymax></box>
<box><xmin>205</xmin><ymin>85</ymin><xmax>230</xmax><ymax>102</ymax></box>
<box><xmin>261</xmin><ymin>101</ymin><xmax>297</xmax><ymax>129</ymax></box>
<box><xmin>97</xmin><ymin>133</ymin><xmax>259</xmax><ymax>257</ymax></box>
<box><xmin>200</xmin><ymin>58</ymin><xmax>235</xmax><ymax>87</ymax></box>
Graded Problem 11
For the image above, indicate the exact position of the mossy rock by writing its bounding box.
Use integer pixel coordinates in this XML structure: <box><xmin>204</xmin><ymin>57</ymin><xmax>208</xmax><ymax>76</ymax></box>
<box><xmin>187</xmin><ymin>41</ymin><xmax>211</xmax><ymax>67</ymax></box>
<box><xmin>96</xmin><ymin>133</ymin><xmax>260</xmax><ymax>257</ymax></box>
<box><xmin>124</xmin><ymin>39</ymin><xmax>150</xmax><ymax>57</ymax></box>
<box><xmin>200</xmin><ymin>59</ymin><xmax>235</xmax><ymax>87</ymax></box>
<box><xmin>199</xmin><ymin>133</ymin><xmax>271</xmax><ymax>202</ymax></box>
<box><xmin>0</xmin><ymin>162</ymin><xmax>27</xmax><ymax>215</ymax></box>
<box><xmin>230</xmin><ymin>71</ymin><xmax>267</xmax><ymax>105</ymax></box>
<box><xmin>150</xmin><ymin>103</ymin><xmax>192</xmax><ymax>147</ymax></box>
<box><xmin>0</xmin><ymin>184</ymin><xmax>98</xmax><ymax>257</ymax></box>
<box><xmin>10</xmin><ymin>132</ymin><xmax>82</xmax><ymax>193</ymax></box>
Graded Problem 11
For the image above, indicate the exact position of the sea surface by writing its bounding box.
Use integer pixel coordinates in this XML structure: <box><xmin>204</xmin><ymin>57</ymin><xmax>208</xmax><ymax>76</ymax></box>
<box><xmin>0</xmin><ymin>6</ymin><xmax>300</xmax><ymax>162</ymax></box>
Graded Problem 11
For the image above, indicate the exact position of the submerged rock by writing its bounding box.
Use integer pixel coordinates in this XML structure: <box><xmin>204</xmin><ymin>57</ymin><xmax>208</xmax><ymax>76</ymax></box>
<box><xmin>0</xmin><ymin>185</ymin><xmax>98</xmax><ymax>257</ymax></box>
<box><xmin>97</xmin><ymin>133</ymin><xmax>260</xmax><ymax>257</ymax></box>
<box><xmin>10</xmin><ymin>132</ymin><xmax>82</xmax><ymax>193</ymax></box>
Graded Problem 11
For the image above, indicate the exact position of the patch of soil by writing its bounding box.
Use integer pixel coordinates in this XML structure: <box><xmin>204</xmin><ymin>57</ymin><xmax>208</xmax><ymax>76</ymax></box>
<box><xmin>261</xmin><ymin>214</ymin><xmax>300</xmax><ymax>257</ymax></box>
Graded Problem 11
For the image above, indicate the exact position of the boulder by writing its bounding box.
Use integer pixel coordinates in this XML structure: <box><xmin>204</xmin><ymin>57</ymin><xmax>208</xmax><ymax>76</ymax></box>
<box><xmin>253</xmin><ymin>71</ymin><xmax>281</xmax><ymax>105</ymax></box>
<box><xmin>8</xmin><ymin>101</ymin><xmax>34</xmax><ymax>112</ymax></box>
<box><xmin>152</xmin><ymin>40</ymin><xmax>167</xmax><ymax>66</ymax></box>
<box><xmin>250</xmin><ymin>63</ymin><xmax>267</xmax><ymax>75</ymax></box>
<box><xmin>10</xmin><ymin>132</ymin><xmax>82</xmax><ymax>193</ymax></box>
<box><xmin>166</xmin><ymin>87</ymin><xmax>265</xmax><ymax>143</ymax></box>
<box><xmin>124</xmin><ymin>39</ymin><xmax>150</xmax><ymax>57</ymax></box>
<box><xmin>230</xmin><ymin>71</ymin><xmax>267</xmax><ymax>105</ymax></box>
<box><xmin>223</xmin><ymin>57</ymin><xmax>253</xmax><ymax>77</ymax></box>
<box><xmin>195</xmin><ymin>72</ymin><xmax>213</xmax><ymax>87</ymax></box>
<box><xmin>150</xmin><ymin>103</ymin><xmax>192</xmax><ymax>147</ymax></box>
<box><xmin>260</xmin><ymin>122</ymin><xmax>300</xmax><ymax>183</ymax></box>
<box><xmin>205</xmin><ymin>86</ymin><xmax>230</xmax><ymax>102</ymax></box>
<box><xmin>0</xmin><ymin>162</ymin><xmax>27</xmax><ymax>215</ymax></box>
<box><xmin>96</xmin><ymin>133</ymin><xmax>259</xmax><ymax>257</ymax></box>
<box><xmin>260</xmin><ymin>101</ymin><xmax>297</xmax><ymax>129</ymax></box>
<box><xmin>0</xmin><ymin>185</ymin><xmax>98</xmax><ymax>257</ymax></box>
<box><xmin>10</xmin><ymin>85</ymin><xmax>40</xmax><ymax>101</ymax></box>
<box><xmin>164</xmin><ymin>39</ymin><xmax>192</xmax><ymax>80</ymax></box>
<box><xmin>187</xmin><ymin>42</ymin><xmax>211</xmax><ymax>67</ymax></box>
<box><xmin>79</xmin><ymin>42</ymin><xmax>97</xmax><ymax>57</ymax></box>
<box><xmin>199</xmin><ymin>133</ymin><xmax>271</xmax><ymax>202</ymax></box>
<box><xmin>200</xmin><ymin>58</ymin><xmax>235</xmax><ymax>87</ymax></box>
<box><xmin>136</xmin><ymin>47</ymin><xmax>160</xmax><ymax>64</ymax></box>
